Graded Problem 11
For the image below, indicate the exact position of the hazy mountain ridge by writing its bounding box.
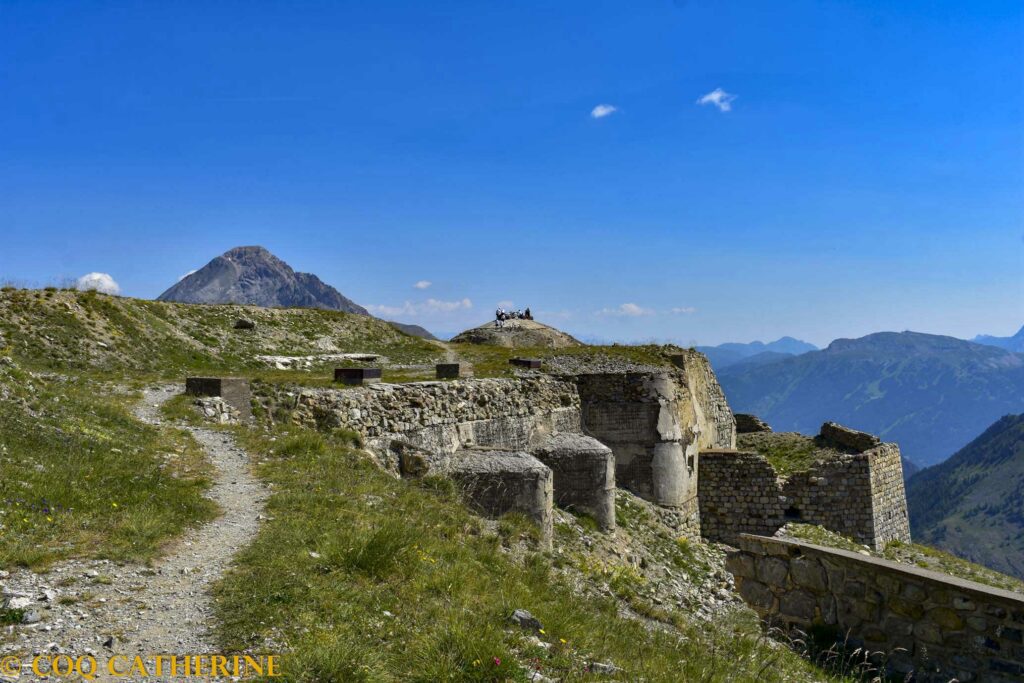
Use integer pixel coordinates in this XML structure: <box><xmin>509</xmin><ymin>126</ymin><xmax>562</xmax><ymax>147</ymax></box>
<box><xmin>907</xmin><ymin>414</ymin><xmax>1024</xmax><ymax>579</ymax></box>
<box><xmin>973</xmin><ymin>325</ymin><xmax>1024</xmax><ymax>353</ymax></box>
<box><xmin>696</xmin><ymin>336</ymin><xmax>817</xmax><ymax>370</ymax></box>
<box><xmin>717</xmin><ymin>331</ymin><xmax>1024</xmax><ymax>468</ymax></box>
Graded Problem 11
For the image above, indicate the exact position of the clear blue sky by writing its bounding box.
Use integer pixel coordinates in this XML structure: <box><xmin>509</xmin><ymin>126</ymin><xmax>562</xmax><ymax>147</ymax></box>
<box><xmin>1</xmin><ymin>1</ymin><xmax>1021</xmax><ymax>346</ymax></box>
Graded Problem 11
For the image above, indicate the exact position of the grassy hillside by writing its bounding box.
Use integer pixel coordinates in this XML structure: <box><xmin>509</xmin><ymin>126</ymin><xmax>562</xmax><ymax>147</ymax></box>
<box><xmin>206</xmin><ymin>417</ymin><xmax>854</xmax><ymax>682</ymax></box>
<box><xmin>718</xmin><ymin>331</ymin><xmax>1024</xmax><ymax>468</ymax></box>
<box><xmin>0</xmin><ymin>287</ymin><xmax>441</xmax><ymax>375</ymax></box>
<box><xmin>0</xmin><ymin>359</ymin><xmax>216</xmax><ymax>568</ymax></box>
<box><xmin>907</xmin><ymin>414</ymin><xmax>1024</xmax><ymax>579</ymax></box>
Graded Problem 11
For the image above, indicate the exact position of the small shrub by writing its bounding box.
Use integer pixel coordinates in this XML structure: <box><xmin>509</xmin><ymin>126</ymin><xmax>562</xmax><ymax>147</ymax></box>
<box><xmin>0</xmin><ymin>608</ymin><xmax>24</xmax><ymax>625</ymax></box>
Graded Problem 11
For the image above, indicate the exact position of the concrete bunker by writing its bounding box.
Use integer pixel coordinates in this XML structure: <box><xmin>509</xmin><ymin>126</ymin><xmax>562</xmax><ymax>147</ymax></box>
<box><xmin>532</xmin><ymin>433</ymin><xmax>616</xmax><ymax>531</ymax></box>
<box><xmin>448</xmin><ymin>449</ymin><xmax>554</xmax><ymax>550</ymax></box>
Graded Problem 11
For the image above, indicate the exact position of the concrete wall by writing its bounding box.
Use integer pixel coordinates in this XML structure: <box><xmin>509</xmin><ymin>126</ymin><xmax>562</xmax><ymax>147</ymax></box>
<box><xmin>698</xmin><ymin>444</ymin><xmax>910</xmax><ymax>550</ymax></box>
<box><xmin>728</xmin><ymin>534</ymin><xmax>1024</xmax><ymax>682</ymax></box>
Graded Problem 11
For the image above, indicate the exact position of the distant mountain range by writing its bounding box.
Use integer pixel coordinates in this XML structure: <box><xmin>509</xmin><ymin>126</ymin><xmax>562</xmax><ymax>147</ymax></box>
<box><xmin>158</xmin><ymin>246</ymin><xmax>436</xmax><ymax>339</ymax></box>
<box><xmin>973</xmin><ymin>325</ymin><xmax>1024</xmax><ymax>353</ymax></box>
<box><xmin>696</xmin><ymin>337</ymin><xmax>818</xmax><ymax>370</ymax></box>
<box><xmin>717</xmin><ymin>331</ymin><xmax>1024</xmax><ymax>468</ymax></box>
<box><xmin>907</xmin><ymin>414</ymin><xmax>1024</xmax><ymax>579</ymax></box>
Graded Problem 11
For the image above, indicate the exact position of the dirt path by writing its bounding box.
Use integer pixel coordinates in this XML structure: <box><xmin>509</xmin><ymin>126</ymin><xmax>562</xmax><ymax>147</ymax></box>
<box><xmin>0</xmin><ymin>384</ymin><xmax>267</xmax><ymax>681</ymax></box>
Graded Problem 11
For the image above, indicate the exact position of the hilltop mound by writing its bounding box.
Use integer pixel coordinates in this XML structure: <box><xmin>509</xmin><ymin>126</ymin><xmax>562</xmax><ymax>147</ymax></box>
<box><xmin>450</xmin><ymin>319</ymin><xmax>582</xmax><ymax>349</ymax></box>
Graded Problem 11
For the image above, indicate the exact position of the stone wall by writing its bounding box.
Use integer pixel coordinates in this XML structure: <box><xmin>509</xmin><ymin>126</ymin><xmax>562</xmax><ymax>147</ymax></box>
<box><xmin>728</xmin><ymin>534</ymin><xmax>1024</xmax><ymax>682</ymax></box>
<box><xmin>698</xmin><ymin>443</ymin><xmax>910</xmax><ymax>550</ymax></box>
<box><xmin>277</xmin><ymin>376</ymin><xmax>582</xmax><ymax>472</ymax></box>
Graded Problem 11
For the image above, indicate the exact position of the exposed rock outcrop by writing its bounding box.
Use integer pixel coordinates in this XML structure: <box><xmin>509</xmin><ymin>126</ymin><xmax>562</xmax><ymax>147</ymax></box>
<box><xmin>159</xmin><ymin>246</ymin><xmax>370</xmax><ymax>314</ymax></box>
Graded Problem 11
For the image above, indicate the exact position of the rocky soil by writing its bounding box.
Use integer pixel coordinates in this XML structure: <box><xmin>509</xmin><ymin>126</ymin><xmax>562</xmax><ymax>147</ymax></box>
<box><xmin>0</xmin><ymin>385</ymin><xmax>268</xmax><ymax>682</ymax></box>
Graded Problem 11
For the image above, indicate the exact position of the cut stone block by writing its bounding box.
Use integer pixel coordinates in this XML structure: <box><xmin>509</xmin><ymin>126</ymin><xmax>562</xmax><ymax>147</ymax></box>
<box><xmin>531</xmin><ymin>433</ymin><xmax>616</xmax><ymax>531</ymax></box>
<box><xmin>334</xmin><ymin>368</ymin><xmax>383</xmax><ymax>385</ymax></box>
<box><xmin>435</xmin><ymin>363</ymin><xmax>462</xmax><ymax>379</ymax></box>
<box><xmin>449</xmin><ymin>449</ymin><xmax>553</xmax><ymax>549</ymax></box>
<box><xmin>184</xmin><ymin>377</ymin><xmax>252</xmax><ymax>422</ymax></box>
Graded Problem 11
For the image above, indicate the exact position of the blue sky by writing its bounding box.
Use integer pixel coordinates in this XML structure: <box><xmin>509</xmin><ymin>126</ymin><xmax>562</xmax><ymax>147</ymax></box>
<box><xmin>1</xmin><ymin>1</ymin><xmax>1021</xmax><ymax>346</ymax></box>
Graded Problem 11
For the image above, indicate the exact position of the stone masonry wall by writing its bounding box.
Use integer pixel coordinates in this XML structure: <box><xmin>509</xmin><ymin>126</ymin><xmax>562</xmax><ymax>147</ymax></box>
<box><xmin>728</xmin><ymin>534</ymin><xmax>1024</xmax><ymax>682</ymax></box>
<box><xmin>274</xmin><ymin>376</ymin><xmax>582</xmax><ymax>472</ymax></box>
<box><xmin>868</xmin><ymin>443</ymin><xmax>913</xmax><ymax>547</ymax></box>
<box><xmin>698</xmin><ymin>450</ymin><xmax>784</xmax><ymax>541</ymax></box>
<box><xmin>698</xmin><ymin>444</ymin><xmax>910</xmax><ymax>550</ymax></box>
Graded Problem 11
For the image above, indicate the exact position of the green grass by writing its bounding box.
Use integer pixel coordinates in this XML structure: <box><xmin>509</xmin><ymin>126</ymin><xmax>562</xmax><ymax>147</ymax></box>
<box><xmin>449</xmin><ymin>342</ymin><xmax>681</xmax><ymax>379</ymax></box>
<box><xmin>0</xmin><ymin>365</ymin><xmax>217</xmax><ymax>568</ymax></box>
<box><xmin>212</xmin><ymin>421</ymin><xmax>849</xmax><ymax>682</ymax></box>
<box><xmin>736</xmin><ymin>432</ymin><xmax>848</xmax><ymax>476</ymax></box>
<box><xmin>0</xmin><ymin>288</ymin><xmax>442</xmax><ymax>377</ymax></box>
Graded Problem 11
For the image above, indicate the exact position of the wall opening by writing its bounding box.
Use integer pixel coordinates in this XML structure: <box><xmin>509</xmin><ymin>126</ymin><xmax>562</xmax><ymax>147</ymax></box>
<box><xmin>784</xmin><ymin>506</ymin><xmax>802</xmax><ymax>521</ymax></box>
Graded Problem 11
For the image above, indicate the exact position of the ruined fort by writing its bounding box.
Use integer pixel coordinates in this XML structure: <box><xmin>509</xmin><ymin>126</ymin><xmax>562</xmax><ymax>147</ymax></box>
<box><xmin>189</xmin><ymin>348</ymin><xmax>909</xmax><ymax>552</ymax></box>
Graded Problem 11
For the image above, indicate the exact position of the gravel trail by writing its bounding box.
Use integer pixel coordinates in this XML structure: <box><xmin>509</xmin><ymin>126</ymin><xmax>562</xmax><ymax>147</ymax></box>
<box><xmin>0</xmin><ymin>384</ymin><xmax>268</xmax><ymax>681</ymax></box>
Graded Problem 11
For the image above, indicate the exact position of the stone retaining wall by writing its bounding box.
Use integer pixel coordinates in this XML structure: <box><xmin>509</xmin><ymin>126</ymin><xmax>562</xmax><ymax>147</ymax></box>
<box><xmin>728</xmin><ymin>534</ymin><xmax>1024</xmax><ymax>682</ymax></box>
<box><xmin>698</xmin><ymin>444</ymin><xmax>910</xmax><ymax>549</ymax></box>
<box><xmin>275</xmin><ymin>376</ymin><xmax>581</xmax><ymax>471</ymax></box>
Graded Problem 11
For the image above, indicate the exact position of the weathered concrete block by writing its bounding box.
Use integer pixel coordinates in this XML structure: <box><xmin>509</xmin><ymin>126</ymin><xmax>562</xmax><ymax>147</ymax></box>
<box><xmin>334</xmin><ymin>367</ymin><xmax>382</xmax><ymax>385</ymax></box>
<box><xmin>185</xmin><ymin>377</ymin><xmax>252</xmax><ymax>422</ymax></box>
<box><xmin>531</xmin><ymin>433</ymin><xmax>616</xmax><ymax>531</ymax></box>
<box><xmin>449</xmin><ymin>449</ymin><xmax>553</xmax><ymax>549</ymax></box>
<box><xmin>435</xmin><ymin>363</ymin><xmax>462</xmax><ymax>379</ymax></box>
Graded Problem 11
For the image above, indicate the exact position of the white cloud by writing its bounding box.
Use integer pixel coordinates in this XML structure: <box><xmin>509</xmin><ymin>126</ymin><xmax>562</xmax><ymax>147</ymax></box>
<box><xmin>367</xmin><ymin>298</ymin><xmax>473</xmax><ymax>318</ymax></box>
<box><xmin>178</xmin><ymin>269</ymin><xmax>197</xmax><ymax>282</ymax></box>
<box><xmin>696</xmin><ymin>88</ymin><xmax>736</xmax><ymax>112</ymax></box>
<box><xmin>413</xmin><ymin>280</ymin><xmax>432</xmax><ymax>290</ymax></box>
<box><xmin>75</xmin><ymin>272</ymin><xmax>120</xmax><ymax>295</ymax></box>
<box><xmin>590</xmin><ymin>104</ymin><xmax>618</xmax><ymax>119</ymax></box>
<box><xmin>598</xmin><ymin>303</ymin><xmax>654</xmax><ymax>317</ymax></box>
<box><xmin>496</xmin><ymin>300</ymin><xmax>514</xmax><ymax>309</ymax></box>
<box><xmin>671</xmin><ymin>306</ymin><xmax>697</xmax><ymax>314</ymax></box>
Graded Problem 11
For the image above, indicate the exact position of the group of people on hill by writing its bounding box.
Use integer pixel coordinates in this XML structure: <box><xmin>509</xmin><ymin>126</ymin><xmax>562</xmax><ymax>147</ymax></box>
<box><xmin>494</xmin><ymin>306</ymin><xmax>532</xmax><ymax>327</ymax></box>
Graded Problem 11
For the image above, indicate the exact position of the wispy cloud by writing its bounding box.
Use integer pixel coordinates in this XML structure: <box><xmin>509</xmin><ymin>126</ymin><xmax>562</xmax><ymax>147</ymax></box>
<box><xmin>178</xmin><ymin>269</ymin><xmax>197</xmax><ymax>282</ymax></box>
<box><xmin>367</xmin><ymin>298</ymin><xmax>473</xmax><ymax>318</ymax></box>
<box><xmin>413</xmin><ymin>280</ymin><xmax>432</xmax><ymax>290</ymax></box>
<box><xmin>696</xmin><ymin>88</ymin><xmax>736</xmax><ymax>112</ymax></box>
<box><xmin>75</xmin><ymin>272</ymin><xmax>120</xmax><ymax>295</ymax></box>
<box><xmin>671</xmin><ymin>306</ymin><xmax>697</xmax><ymax>314</ymax></box>
<box><xmin>590</xmin><ymin>104</ymin><xmax>618</xmax><ymax>119</ymax></box>
<box><xmin>598</xmin><ymin>303</ymin><xmax>654</xmax><ymax>317</ymax></box>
